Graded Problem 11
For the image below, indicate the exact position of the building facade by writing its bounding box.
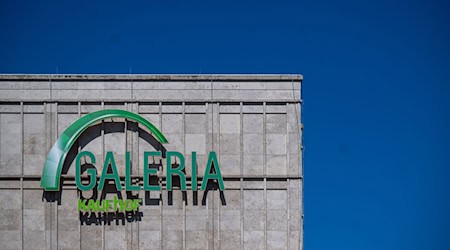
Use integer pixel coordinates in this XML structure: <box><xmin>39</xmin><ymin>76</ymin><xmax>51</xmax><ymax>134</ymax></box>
<box><xmin>0</xmin><ymin>74</ymin><xmax>303</xmax><ymax>249</ymax></box>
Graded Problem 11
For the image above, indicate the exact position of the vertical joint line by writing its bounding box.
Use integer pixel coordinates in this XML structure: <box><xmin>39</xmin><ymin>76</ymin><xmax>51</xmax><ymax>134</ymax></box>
<box><xmin>239</xmin><ymin>102</ymin><xmax>244</xmax><ymax>250</ymax></box>
<box><xmin>286</xmin><ymin>103</ymin><xmax>290</xmax><ymax>250</ymax></box>
<box><xmin>78</xmin><ymin>101</ymin><xmax>81</xmax><ymax>249</ymax></box>
<box><xmin>182</xmin><ymin>102</ymin><xmax>186</xmax><ymax>250</ymax></box>
<box><xmin>263</xmin><ymin>102</ymin><xmax>267</xmax><ymax>250</ymax></box>
<box><xmin>54</xmin><ymin>103</ymin><xmax>58</xmax><ymax>250</ymax></box>
<box><xmin>20</xmin><ymin>101</ymin><xmax>24</xmax><ymax>250</ymax></box>
<box><xmin>158</xmin><ymin>101</ymin><xmax>163</xmax><ymax>250</ymax></box>
<box><xmin>101</xmin><ymin>101</ymin><xmax>105</xmax><ymax>250</ymax></box>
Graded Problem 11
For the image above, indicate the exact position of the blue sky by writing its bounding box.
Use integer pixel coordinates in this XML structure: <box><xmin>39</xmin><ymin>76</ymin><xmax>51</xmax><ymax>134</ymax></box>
<box><xmin>1</xmin><ymin>0</ymin><xmax>449</xmax><ymax>249</ymax></box>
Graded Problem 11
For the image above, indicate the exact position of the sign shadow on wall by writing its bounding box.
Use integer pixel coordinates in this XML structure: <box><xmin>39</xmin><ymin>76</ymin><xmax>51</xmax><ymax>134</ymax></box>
<box><xmin>42</xmin><ymin>120</ymin><xmax>226</xmax><ymax>226</ymax></box>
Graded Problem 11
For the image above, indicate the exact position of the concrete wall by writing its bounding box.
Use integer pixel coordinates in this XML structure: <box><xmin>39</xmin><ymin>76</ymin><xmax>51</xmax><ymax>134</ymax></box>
<box><xmin>0</xmin><ymin>74</ymin><xmax>303</xmax><ymax>250</ymax></box>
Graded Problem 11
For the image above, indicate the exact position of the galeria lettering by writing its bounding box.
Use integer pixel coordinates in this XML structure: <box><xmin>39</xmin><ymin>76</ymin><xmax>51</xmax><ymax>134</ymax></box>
<box><xmin>75</xmin><ymin>150</ymin><xmax>225</xmax><ymax>191</ymax></box>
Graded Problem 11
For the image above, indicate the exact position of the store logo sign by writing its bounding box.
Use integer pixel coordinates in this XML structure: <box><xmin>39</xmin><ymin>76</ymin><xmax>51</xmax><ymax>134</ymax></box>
<box><xmin>40</xmin><ymin>109</ymin><xmax>225</xmax><ymax>194</ymax></box>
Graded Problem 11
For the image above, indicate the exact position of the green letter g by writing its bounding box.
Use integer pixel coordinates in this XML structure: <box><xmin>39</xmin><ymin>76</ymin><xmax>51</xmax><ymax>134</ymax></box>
<box><xmin>75</xmin><ymin>151</ymin><xmax>97</xmax><ymax>191</ymax></box>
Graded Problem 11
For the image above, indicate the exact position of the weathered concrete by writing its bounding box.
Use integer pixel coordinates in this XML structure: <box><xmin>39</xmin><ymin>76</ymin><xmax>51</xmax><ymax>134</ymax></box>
<box><xmin>0</xmin><ymin>74</ymin><xmax>303</xmax><ymax>250</ymax></box>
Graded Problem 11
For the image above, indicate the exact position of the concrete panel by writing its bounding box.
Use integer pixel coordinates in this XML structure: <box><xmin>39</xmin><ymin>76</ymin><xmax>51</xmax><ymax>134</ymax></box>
<box><xmin>289</xmin><ymin>133</ymin><xmax>300</xmax><ymax>155</ymax></box>
<box><xmin>80</xmin><ymin>103</ymin><xmax>102</xmax><ymax>113</ymax></box>
<box><xmin>0</xmin><ymin>81</ymin><xmax>23</xmax><ymax>89</ymax></box>
<box><xmin>185</xmin><ymin>104</ymin><xmax>206</xmax><ymax>114</ymax></box>
<box><xmin>220</xmin><ymin>213</ymin><xmax>241</xmax><ymax>230</ymax></box>
<box><xmin>242</xmin><ymin>104</ymin><xmax>264</xmax><ymax>114</ymax></box>
<box><xmin>24</xmin><ymin>113</ymin><xmax>45</xmax><ymax>133</ymax></box>
<box><xmin>163</xmin><ymin>133</ymin><xmax>184</xmax><ymax>152</ymax></box>
<box><xmin>243</xmin><ymin>154</ymin><xmax>264</xmax><ymax>175</ymax></box>
<box><xmin>186</xmin><ymin>216</ymin><xmax>208</xmax><ymax>231</ymax></box>
<box><xmin>162</xmin><ymin>215</ymin><xmax>184</xmax><ymax>231</ymax></box>
<box><xmin>52</xmin><ymin>81</ymin><xmax>77</xmax><ymax>90</ymax></box>
<box><xmin>21</xmin><ymin>90</ymin><xmax>51</xmax><ymax>100</ymax></box>
<box><xmin>222</xmin><ymin>190</ymin><xmax>241</xmax><ymax>210</ymax></box>
<box><xmin>184</xmin><ymin>81</ymin><xmax>212</xmax><ymax>90</ymax></box>
<box><xmin>243</xmin><ymin>134</ymin><xmax>264</xmax><ymax>155</ymax></box>
<box><xmin>0</xmin><ymin>230</ymin><xmax>21</xmax><ymax>250</ymax></box>
<box><xmin>162</xmin><ymin>114</ymin><xmax>183</xmax><ymax>134</ymax></box>
<box><xmin>219</xmin><ymin>104</ymin><xmax>241</xmax><ymax>113</ymax></box>
<box><xmin>244</xmin><ymin>190</ymin><xmax>264</xmax><ymax>209</ymax></box>
<box><xmin>104</xmin><ymin>102</ymin><xmax>125</xmax><ymax>110</ymax></box>
<box><xmin>0</xmin><ymin>190</ymin><xmax>21</xmax><ymax>211</ymax></box>
<box><xmin>244</xmin><ymin>210</ymin><xmax>265</xmax><ymax>231</ymax></box>
<box><xmin>81</xmin><ymin>225</ymin><xmax>102</xmax><ymax>249</ymax></box>
<box><xmin>213</xmin><ymin>82</ymin><xmax>240</xmax><ymax>89</ymax></box>
<box><xmin>219</xmin><ymin>114</ymin><xmax>240</xmax><ymax>133</ymax></box>
<box><xmin>158</xmin><ymin>82</ymin><xmax>186</xmax><ymax>90</ymax></box>
<box><xmin>185</xmin><ymin>134</ymin><xmax>206</xmax><ymax>154</ymax></box>
<box><xmin>266</xmin><ymin>114</ymin><xmax>287</xmax><ymax>134</ymax></box>
<box><xmin>267</xmin><ymin>190</ymin><xmax>288</xmax><ymax>209</ymax></box>
<box><xmin>58</xmin><ymin>113</ymin><xmax>79</xmax><ymax>132</ymax></box>
<box><xmin>23</xmin><ymin>189</ymin><xmax>44</xmax><ymax>210</ymax></box>
<box><xmin>287</xmin><ymin>103</ymin><xmax>301</xmax><ymax>133</ymax></box>
<box><xmin>186</xmin><ymin>231</ymin><xmax>208</xmax><ymax>250</ymax></box>
<box><xmin>265</xmin><ymin>90</ymin><xmax>296</xmax><ymax>100</ymax></box>
<box><xmin>23</xmin><ymin>133</ymin><xmax>46</xmax><ymax>155</ymax></box>
<box><xmin>23</xmin><ymin>104</ymin><xmax>44</xmax><ymax>113</ymax></box>
<box><xmin>133</xmin><ymin>82</ymin><xmax>159</xmax><ymax>90</ymax></box>
<box><xmin>0</xmin><ymin>154</ymin><xmax>21</xmax><ymax>175</ymax></box>
<box><xmin>266</xmin><ymin>134</ymin><xmax>287</xmax><ymax>155</ymax></box>
<box><xmin>162</xmin><ymin>230</ymin><xmax>183</xmax><ymax>250</ymax></box>
<box><xmin>23</xmin><ymin>155</ymin><xmax>46</xmax><ymax>175</ymax></box>
<box><xmin>162</xmin><ymin>104</ymin><xmax>183</xmax><ymax>113</ymax></box>
<box><xmin>289</xmin><ymin>230</ymin><xmax>301</xmax><ymax>250</ymax></box>
<box><xmin>1</xmin><ymin>133</ymin><xmax>22</xmax><ymax>155</ymax></box>
<box><xmin>0</xmin><ymin>90</ymin><xmax>23</xmax><ymax>100</ymax></box>
<box><xmin>266</xmin><ymin>155</ymin><xmax>287</xmax><ymax>176</ymax></box>
<box><xmin>243</xmin><ymin>180</ymin><xmax>264</xmax><ymax>189</ymax></box>
<box><xmin>290</xmin><ymin>153</ymin><xmax>301</xmax><ymax>176</ymax></box>
<box><xmin>139</xmin><ymin>103</ymin><xmax>160</xmax><ymax>114</ymax></box>
<box><xmin>0</xmin><ymin>103</ymin><xmax>21</xmax><ymax>113</ymax></box>
<box><xmin>243</xmin><ymin>231</ymin><xmax>264</xmax><ymax>250</ymax></box>
<box><xmin>243</xmin><ymin>114</ymin><xmax>263</xmax><ymax>133</ymax></box>
<box><xmin>267</xmin><ymin>179</ymin><xmax>288</xmax><ymax>189</ymax></box>
<box><xmin>105</xmin><ymin>227</ymin><xmax>127</xmax><ymax>249</ymax></box>
<box><xmin>185</xmin><ymin>114</ymin><xmax>206</xmax><ymax>134</ymax></box>
<box><xmin>220</xmin><ymin>230</ymin><xmax>241</xmax><ymax>250</ymax></box>
<box><xmin>139</xmin><ymin>230</ymin><xmax>161</xmax><ymax>249</ymax></box>
<box><xmin>267</xmin><ymin>209</ymin><xmax>288</xmax><ymax>231</ymax></box>
<box><xmin>78</xmin><ymin>82</ymin><xmax>105</xmax><ymax>90</ymax></box>
<box><xmin>141</xmin><ymin>113</ymin><xmax>161</xmax><ymax>130</ymax></box>
<box><xmin>52</xmin><ymin>90</ymin><xmax>80</xmax><ymax>100</ymax></box>
<box><xmin>134</xmin><ymin>90</ymin><xmax>186</xmax><ymax>101</ymax></box>
<box><xmin>23</xmin><ymin>227</ymin><xmax>45</xmax><ymax>250</ymax></box>
<box><xmin>219</xmin><ymin>154</ymin><xmax>240</xmax><ymax>176</ymax></box>
<box><xmin>0</xmin><ymin>113</ymin><xmax>21</xmax><ymax>134</ymax></box>
<box><xmin>104</xmin><ymin>82</ymin><xmax>131</xmax><ymax>90</ymax></box>
<box><xmin>183</xmin><ymin>90</ymin><xmax>212</xmax><ymax>101</ymax></box>
<box><xmin>219</xmin><ymin>134</ymin><xmax>240</xmax><ymax>155</ymax></box>
<box><xmin>267</xmin><ymin>231</ymin><xmax>288</xmax><ymax>249</ymax></box>
<box><xmin>238</xmin><ymin>82</ymin><xmax>266</xmax><ymax>90</ymax></box>
<box><xmin>58</xmin><ymin>230</ymin><xmax>80</xmax><ymax>250</ymax></box>
<box><xmin>23</xmin><ymin>209</ymin><xmax>45</xmax><ymax>231</ymax></box>
<box><xmin>267</xmin><ymin>81</ymin><xmax>301</xmax><ymax>90</ymax></box>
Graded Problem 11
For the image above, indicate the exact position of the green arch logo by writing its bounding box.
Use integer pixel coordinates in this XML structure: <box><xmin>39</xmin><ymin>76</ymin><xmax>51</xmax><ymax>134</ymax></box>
<box><xmin>40</xmin><ymin>109</ymin><xmax>168</xmax><ymax>191</ymax></box>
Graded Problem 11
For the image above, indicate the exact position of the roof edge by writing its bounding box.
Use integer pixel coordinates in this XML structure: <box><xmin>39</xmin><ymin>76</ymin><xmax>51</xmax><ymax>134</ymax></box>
<box><xmin>0</xmin><ymin>74</ymin><xmax>303</xmax><ymax>81</ymax></box>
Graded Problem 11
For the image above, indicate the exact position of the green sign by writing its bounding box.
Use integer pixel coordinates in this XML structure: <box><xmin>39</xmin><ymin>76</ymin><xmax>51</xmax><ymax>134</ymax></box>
<box><xmin>40</xmin><ymin>109</ymin><xmax>224</xmax><ymax>192</ymax></box>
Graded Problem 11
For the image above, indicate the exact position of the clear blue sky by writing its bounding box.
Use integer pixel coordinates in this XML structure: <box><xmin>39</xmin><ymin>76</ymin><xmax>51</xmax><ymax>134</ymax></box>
<box><xmin>1</xmin><ymin>0</ymin><xmax>449</xmax><ymax>249</ymax></box>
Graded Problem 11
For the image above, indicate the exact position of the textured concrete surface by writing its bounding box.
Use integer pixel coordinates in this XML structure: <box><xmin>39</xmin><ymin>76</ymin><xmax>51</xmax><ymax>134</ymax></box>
<box><xmin>0</xmin><ymin>74</ymin><xmax>303</xmax><ymax>250</ymax></box>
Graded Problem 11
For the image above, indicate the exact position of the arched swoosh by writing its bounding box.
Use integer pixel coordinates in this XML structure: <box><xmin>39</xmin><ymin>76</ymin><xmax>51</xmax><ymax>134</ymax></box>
<box><xmin>40</xmin><ymin>109</ymin><xmax>168</xmax><ymax>191</ymax></box>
